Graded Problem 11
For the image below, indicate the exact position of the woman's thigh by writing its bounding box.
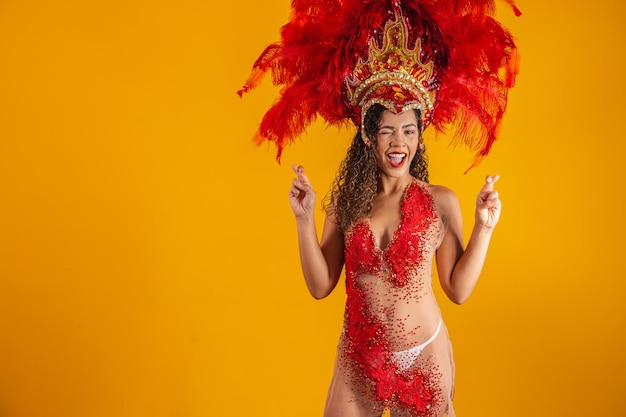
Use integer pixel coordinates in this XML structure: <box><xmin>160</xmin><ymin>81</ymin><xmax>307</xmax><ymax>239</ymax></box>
<box><xmin>324</xmin><ymin>354</ymin><xmax>384</xmax><ymax>417</ymax></box>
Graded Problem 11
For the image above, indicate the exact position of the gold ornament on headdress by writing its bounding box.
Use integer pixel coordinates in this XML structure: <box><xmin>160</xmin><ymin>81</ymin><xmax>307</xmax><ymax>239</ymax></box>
<box><xmin>345</xmin><ymin>12</ymin><xmax>436</xmax><ymax>143</ymax></box>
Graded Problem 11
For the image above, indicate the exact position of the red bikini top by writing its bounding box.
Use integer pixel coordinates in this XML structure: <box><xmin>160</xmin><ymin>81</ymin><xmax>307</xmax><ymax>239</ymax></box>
<box><xmin>344</xmin><ymin>181</ymin><xmax>440</xmax><ymax>287</ymax></box>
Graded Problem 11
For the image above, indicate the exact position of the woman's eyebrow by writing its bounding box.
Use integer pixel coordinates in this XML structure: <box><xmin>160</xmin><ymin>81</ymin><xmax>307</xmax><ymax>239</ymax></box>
<box><xmin>378</xmin><ymin>123</ymin><xmax>418</xmax><ymax>130</ymax></box>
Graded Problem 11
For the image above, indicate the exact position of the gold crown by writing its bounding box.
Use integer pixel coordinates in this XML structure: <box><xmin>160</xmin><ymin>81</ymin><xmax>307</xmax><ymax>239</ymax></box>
<box><xmin>345</xmin><ymin>13</ymin><xmax>437</xmax><ymax>139</ymax></box>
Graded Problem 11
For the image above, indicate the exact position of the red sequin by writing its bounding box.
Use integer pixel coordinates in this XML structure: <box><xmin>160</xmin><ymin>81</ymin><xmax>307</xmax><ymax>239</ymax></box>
<box><xmin>340</xmin><ymin>181</ymin><xmax>451</xmax><ymax>416</ymax></box>
<box><xmin>347</xmin><ymin>181</ymin><xmax>433</xmax><ymax>286</ymax></box>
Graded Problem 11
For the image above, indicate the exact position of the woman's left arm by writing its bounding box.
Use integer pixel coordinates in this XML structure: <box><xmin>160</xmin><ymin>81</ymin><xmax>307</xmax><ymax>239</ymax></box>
<box><xmin>435</xmin><ymin>175</ymin><xmax>501</xmax><ymax>304</ymax></box>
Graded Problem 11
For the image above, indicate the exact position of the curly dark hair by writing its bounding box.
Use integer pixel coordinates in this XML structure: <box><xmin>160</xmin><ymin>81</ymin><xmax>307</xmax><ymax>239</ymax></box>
<box><xmin>324</xmin><ymin>104</ymin><xmax>429</xmax><ymax>232</ymax></box>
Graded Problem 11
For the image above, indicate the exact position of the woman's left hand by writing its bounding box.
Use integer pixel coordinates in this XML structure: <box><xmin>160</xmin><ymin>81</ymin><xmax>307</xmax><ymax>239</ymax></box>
<box><xmin>475</xmin><ymin>174</ymin><xmax>502</xmax><ymax>229</ymax></box>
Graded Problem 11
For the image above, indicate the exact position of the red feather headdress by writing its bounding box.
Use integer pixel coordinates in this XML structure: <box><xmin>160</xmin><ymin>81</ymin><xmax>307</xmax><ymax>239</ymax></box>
<box><xmin>239</xmin><ymin>0</ymin><xmax>520</xmax><ymax>168</ymax></box>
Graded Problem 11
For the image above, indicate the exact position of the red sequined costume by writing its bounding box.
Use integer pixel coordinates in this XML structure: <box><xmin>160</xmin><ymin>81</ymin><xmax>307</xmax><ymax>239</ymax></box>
<box><xmin>238</xmin><ymin>1</ymin><xmax>519</xmax><ymax>415</ymax></box>
<box><xmin>338</xmin><ymin>180</ymin><xmax>453</xmax><ymax>416</ymax></box>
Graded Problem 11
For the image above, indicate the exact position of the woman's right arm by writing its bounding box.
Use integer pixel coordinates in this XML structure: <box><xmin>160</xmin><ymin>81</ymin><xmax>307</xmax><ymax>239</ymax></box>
<box><xmin>290</xmin><ymin>165</ymin><xmax>344</xmax><ymax>299</ymax></box>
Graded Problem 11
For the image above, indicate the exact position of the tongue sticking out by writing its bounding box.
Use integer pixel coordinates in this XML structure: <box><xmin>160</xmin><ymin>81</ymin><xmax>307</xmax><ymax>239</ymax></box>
<box><xmin>388</xmin><ymin>153</ymin><xmax>406</xmax><ymax>168</ymax></box>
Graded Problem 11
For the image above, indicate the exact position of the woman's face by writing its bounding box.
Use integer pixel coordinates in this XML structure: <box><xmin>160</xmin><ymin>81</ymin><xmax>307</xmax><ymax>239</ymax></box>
<box><xmin>373</xmin><ymin>110</ymin><xmax>421</xmax><ymax>178</ymax></box>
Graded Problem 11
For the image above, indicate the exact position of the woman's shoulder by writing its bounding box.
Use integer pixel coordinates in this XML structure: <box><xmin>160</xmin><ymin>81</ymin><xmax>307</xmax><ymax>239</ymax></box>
<box><xmin>413</xmin><ymin>180</ymin><xmax>457</xmax><ymax>201</ymax></box>
<box><xmin>423</xmin><ymin>182</ymin><xmax>456</xmax><ymax>198</ymax></box>
<box><xmin>416</xmin><ymin>181</ymin><xmax>460</xmax><ymax>220</ymax></box>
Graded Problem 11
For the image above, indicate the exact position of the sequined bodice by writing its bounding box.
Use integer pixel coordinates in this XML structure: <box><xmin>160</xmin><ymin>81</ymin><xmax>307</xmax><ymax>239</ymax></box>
<box><xmin>344</xmin><ymin>180</ymin><xmax>441</xmax><ymax>289</ymax></box>
<box><xmin>340</xmin><ymin>180</ymin><xmax>445</xmax><ymax>415</ymax></box>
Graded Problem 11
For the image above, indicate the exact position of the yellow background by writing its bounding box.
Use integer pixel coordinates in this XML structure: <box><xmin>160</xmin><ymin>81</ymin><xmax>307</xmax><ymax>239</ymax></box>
<box><xmin>0</xmin><ymin>0</ymin><xmax>624</xmax><ymax>416</ymax></box>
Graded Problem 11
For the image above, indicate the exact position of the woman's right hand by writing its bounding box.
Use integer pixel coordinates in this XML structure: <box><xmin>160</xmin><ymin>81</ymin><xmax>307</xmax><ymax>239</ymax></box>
<box><xmin>289</xmin><ymin>165</ymin><xmax>316</xmax><ymax>218</ymax></box>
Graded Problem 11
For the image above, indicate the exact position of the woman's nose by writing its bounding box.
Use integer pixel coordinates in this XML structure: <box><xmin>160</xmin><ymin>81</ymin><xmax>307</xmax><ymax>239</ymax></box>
<box><xmin>390</xmin><ymin>133</ymin><xmax>404</xmax><ymax>147</ymax></box>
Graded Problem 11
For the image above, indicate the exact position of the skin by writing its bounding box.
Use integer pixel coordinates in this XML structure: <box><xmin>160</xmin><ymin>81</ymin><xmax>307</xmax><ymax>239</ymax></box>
<box><xmin>289</xmin><ymin>110</ymin><xmax>501</xmax><ymax>303</ymax></box>
<box><xmin>288</xmin><ymin>110</ymin><xmax>501</xmax><ymax>416</ymax></box>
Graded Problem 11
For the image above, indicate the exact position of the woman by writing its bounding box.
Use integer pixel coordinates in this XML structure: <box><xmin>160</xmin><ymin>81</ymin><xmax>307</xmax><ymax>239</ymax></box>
<box><xmin>289</xmin><ymin>105</ymin><xmax>501</xmax><ymax>416</ymax></box>
<box><xmin>239</xmin><ymin>1</ymin><xmax>517</xmax><ymax>414</ymax></box>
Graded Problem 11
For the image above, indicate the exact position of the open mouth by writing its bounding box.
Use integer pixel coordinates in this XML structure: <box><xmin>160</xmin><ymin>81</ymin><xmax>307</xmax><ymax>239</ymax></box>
<box><xmin>387</xmin><ymin>152</ymin><xmax>407</xmax><ymax>168</ymax></box>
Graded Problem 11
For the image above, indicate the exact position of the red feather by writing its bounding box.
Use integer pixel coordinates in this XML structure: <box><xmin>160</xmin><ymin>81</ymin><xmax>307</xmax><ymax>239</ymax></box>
<box><xmin>238</xmin><ymin>0</ymin><xmax>520</xmax><ymax>164</ymax></box>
